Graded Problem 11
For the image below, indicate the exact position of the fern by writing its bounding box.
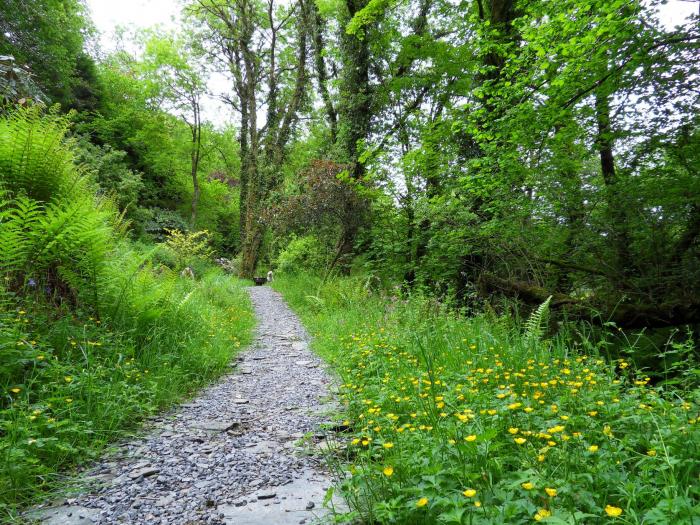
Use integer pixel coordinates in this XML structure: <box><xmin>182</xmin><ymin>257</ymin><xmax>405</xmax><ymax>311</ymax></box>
<box><xmin>0</xmin><ymin>195</ymin><xmax>43</xmax><ymax>282</ymax></box>
<box><xmin>524</xmin><ymin>295</ymin><xmax>552</xmax><ymax>342</ymax></box>
<box><xmin>0</xmin><ymin>106</ymin><xmax>118</xmax><ymax>307</ymax></box>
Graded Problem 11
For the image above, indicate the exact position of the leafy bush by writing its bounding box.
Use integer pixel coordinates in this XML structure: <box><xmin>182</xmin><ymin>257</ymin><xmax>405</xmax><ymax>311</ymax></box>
<box><xmin>275</xmin><ymin>274</ymin><xmax>700</xmax><ymax>525</ymax></box>
<box><xmin>143</xmin><ymin>206</ymin><xmax>190</xmax><ymax>242</ymax></box>
<box><xmin>277</xmin><ymin>235</ymin><xmax>331</xmax><ymax>274</ymax></box>
<box><xmin>0</xmin><ymin>106</ymin><xmax>120</xmax><ymax>307</ymax></box>
<box><xmin>73</xmin><ymin>137</ymin><xmax>146</xmax><ymax>220</ymax></box>
<box><xmin>163</xmin><ymin>228</ymin><xmax>214</xmax><ymax>272</ymax></box>
<box><xmin>0</xmin><ymin>107</ymin><xmax>255</xmax><ymax>515</ymax></box>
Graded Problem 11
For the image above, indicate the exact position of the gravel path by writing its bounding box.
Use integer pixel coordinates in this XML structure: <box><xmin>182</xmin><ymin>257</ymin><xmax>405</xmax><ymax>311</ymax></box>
<box><xmin>30</xmin><ymin>286</ymin><xmax>343</xmax><ymax>525</ymax></box>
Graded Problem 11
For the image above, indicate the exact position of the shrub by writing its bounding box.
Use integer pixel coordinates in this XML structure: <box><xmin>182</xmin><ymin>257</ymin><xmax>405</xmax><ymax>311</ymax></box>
<box><xmin>277</xmin><ymin>235</ymin><xmax>331</xmax><ymax>274</ymax></box>
<box><xmin>0</xmin><ymin>106</ymin><xmax>121</xmax><ymax>308</ymax></box>
<box><xmin>0</xmin><ymin>106</ymin><xmax>256</xmax><ymax>514</ymax></box>
<box><xmin>163</xmin><ymin>228</ymin><xmax>214</xmax><ymax>272</ymax></box>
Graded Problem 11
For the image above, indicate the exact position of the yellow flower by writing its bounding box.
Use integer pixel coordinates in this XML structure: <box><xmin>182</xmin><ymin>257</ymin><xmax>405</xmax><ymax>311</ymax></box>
<box><xmin>521</xmin><ymin>482</ymin><xmax>534</xmax><ymax>490</ymax></box>
<box><xmin>474</xmin><ymin>501</ymin><xmax>482</xmax><ymax>507</ymax></box>
<box><xmin>361</xmin><ymin>439</ymin><xmax>369</xmax><ymax>446</ymax></box>
<box><xmin>589</xmin><ymin>445</ymin><xmax>599</xmax><ymax>452</ymax></box>
<box><xmin>383</xmin><ymin>466</ymin><xmax>394</xmax><ymax>477</ymax></box>
<box><xmin>10</xmin><ymin>387</ymin><xmax>21</xmax><ymax>394</ymax></box>
<box><xmin>36</xmin><ymin>355</ymin><xmax>45</xmax><ymax>360</ymax></box>
<box><xmin>646</xmin><ymin>449</ymin><xmax>656</xmax><ymax>457</ymax></box>
<box><xmin>463</xmin><ymin>489</ymin><xmax>476</xmax><ymax>497</ymax></box>
<box><xmin>383</xmin><ymin>442</ymin><xmax>394</xmax><ymax>449</ymax></box>
<box><xmin>64</xmin><ymin>376</ymin><xmax>73</xmax><ymax>383</ymax></box>
<box><xmin>416</xmin><ymin>497</ymin><xmax>429</xmax><ymax>508</ymax></box>
<box><xmin>534</xmin><ymin>508</ymin><xmax>552</xmax><ymax>521</ymax></box>
<box><xmin>508</xmin><ymin>427</ymin><xmax>519</xmax><ymax>434</ymax></box>
<box><xmin>514</xmin><ymin>437</ymin><xmax>527</xmax><ymax>445</ymax></box>
<box><xmin>465</xmin><ymin>434</ymin><xmax>477</xmax><ymax>442</ymax></box>
<box><xmin>604</xmin><ymin>505</ymin><xmax>623</xmax><ymax>517</ymax></box>
<box><xmin>537</xmin><ymin>454</ymin><xmax>545</xmax><ymax>462</ymax></box>
<box><xmin>545</xmin><ymin>487</ymin><xmax>557</xmax><ymax>497</ymax></box>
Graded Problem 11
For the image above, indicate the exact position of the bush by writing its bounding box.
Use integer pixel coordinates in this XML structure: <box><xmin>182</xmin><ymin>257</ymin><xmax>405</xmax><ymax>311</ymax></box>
<box><xmin>163</xmin><ymin>229</ymin><xmax>214</xmax><ymax>272</ymax></box>
<box><xmin>0</xmin><ymin>106</ymin><xmax>256</xmax><ymax>514</ymax></box>
<box><xmin>0</xmin><ymin>106</ymin><xmax>120</xmax><ymax>307</ymax></box>
<box><xmin>143</xmin><ymin>207</ymin><xmax>190</xmax><ymax>242</ymax></box>
<box><xmin>277</xmin><ymin>235</ymin><xmax>331</xmax><ymax>274</ymax></box>
<box><xmin>73</xmin><ymin>137</ymin><xmax>147</xmax><ymax>224</ymax></box>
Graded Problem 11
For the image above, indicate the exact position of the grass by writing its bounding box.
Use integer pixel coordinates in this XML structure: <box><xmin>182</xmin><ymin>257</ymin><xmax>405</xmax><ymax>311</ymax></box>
<box><xmin>0</xmin><ymin>267</ymin><xmax>254</xmax><ymax>519</ymax></box>
<box><xmin>274</xmin><ymin>272</ymin><xmax>700</xmax><ymax>525</ymax></box>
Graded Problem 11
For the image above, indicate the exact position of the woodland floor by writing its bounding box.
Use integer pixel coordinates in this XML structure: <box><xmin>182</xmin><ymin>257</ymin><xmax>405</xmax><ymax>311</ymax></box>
<box><xmin>27</xmin><ymin>286</ymin><xmax>344</xmax><ymax>525</ymax></box>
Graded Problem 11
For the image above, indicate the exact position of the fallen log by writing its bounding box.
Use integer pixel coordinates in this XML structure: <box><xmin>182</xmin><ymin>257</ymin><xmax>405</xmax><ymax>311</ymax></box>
<box><xmin>478</xmin><ymin>273</ymin><xmax>700</xmax><ymax>329</ymax></box>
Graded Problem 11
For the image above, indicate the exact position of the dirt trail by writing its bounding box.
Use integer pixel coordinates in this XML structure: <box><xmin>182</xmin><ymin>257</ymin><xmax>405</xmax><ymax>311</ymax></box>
<box><xmin>30</xmin><ymin>286</ymin><xmax>343</xmax><ymax>525</ymax></box>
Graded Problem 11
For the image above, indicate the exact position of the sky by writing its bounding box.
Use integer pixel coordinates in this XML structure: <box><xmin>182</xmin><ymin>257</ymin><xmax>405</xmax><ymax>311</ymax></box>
<box><xmin>85</xmin><ymin>0</ymin><xmax>698</xmax><ymax>125</ymax></box>
<box><xmin>86</xmin><ymin>0</ymin><xmax>233</xmax><ymax>125</ymax></box>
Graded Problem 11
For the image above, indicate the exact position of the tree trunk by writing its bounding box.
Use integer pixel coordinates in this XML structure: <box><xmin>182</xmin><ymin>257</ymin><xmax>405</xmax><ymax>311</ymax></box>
<box><xmin>240</xmin><ymin>220</ymin><xmax>264</xmax><ymax>278</ymax></box>
<box><xmin>238</xmin><ymin>100</ymin><xmax>249</xmax><ymax>248</ymax></box>
<box><xmin>310</xmin><ymin>2</ymin><xmax>337</xmax><ymax>143</ymax></box>
<box><xmin>595</xmin><ymin>91</ymin><xmax>633</xmax><ymax>280</ymax></box>
<box><xmin>479</xmin><ymin>273</ymin><xmax>700</xmax><ymax>329</ymax></box>
<box><xmin>333</xmin><ymin>0</ymin><xmax>372</xmax><ymax>271</ymax></box>
<box><xmin>189</xmin><ymin>104</ymin><xmax>202</xmax><ymax>228</ymax></box>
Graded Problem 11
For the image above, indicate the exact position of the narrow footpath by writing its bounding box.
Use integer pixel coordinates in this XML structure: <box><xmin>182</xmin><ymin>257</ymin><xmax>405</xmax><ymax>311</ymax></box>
<box><xmin>30</xmin><ymin>286</ymin><xmax>342</xmax><ymax>525</ymax></box>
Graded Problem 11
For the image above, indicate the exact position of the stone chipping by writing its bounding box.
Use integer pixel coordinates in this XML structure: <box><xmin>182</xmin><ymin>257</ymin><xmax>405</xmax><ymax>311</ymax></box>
<box><xmin>29</xmin><ymin>286</ymin><xmax>345</xmax><ymax>525</ymax></box>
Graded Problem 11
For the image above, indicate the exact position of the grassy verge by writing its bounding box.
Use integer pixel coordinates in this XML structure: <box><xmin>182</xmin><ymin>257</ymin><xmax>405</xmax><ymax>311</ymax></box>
<box><xmin>0</xmin><ymin>267</ymin><xmax>254</xmax><ymax>517</ymax></box>
<box><xmin>274</xmin><ymin>273</ymin><xmax>699</xmax><ymax>524</ymax></box>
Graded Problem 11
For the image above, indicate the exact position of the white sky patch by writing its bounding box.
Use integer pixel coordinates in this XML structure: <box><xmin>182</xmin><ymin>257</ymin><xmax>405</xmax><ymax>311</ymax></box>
<box><xmin>85</xmin><ymin>0</ymin><xmax>697</xmax><ymax>128</ymax></box>
<box><xmin>86</xmin><ymin>0</ymin><xmax>233</xmax><ymax>127</ymax></box>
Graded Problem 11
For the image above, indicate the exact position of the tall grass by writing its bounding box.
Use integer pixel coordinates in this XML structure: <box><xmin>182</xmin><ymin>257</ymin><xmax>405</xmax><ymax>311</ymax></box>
<box><xmin>0</xmin><ymin>106</ymin><xmax>255</xmax><ymax>516</ymax></box>
<box><xmin>275</xmin><ymin>273</ymin><xmax>700</xmax><ymax>525</ymax></box>
<box><xmin>0</xmin><ymin>263</ymin><xmax>254</xmax><ymax>515</ymax></box>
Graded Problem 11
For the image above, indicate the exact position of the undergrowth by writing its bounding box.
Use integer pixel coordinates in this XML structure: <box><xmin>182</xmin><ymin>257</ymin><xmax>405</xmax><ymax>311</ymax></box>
<box><xmin>275</xmin><ymin>273</ymin><xmax>700</xmax><ymax>525</ymax></box>
<box><xmin>0</xmin><ymin>106</ymin><xmax>255</xmax><ymax>517</ymax></box>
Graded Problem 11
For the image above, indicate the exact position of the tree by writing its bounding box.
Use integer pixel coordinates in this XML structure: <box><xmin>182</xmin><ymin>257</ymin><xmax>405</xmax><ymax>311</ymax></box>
<box><xmin>0</xmin><ymin>0</ymin><xmax>100</xmax><ymax>108</ymax></box>
<box><xmin>140</xmin><ymin>31</ymin><xmax>208</xmax><ymax>227</ymax></box>
<box><xmin>189</xmin><ymin>0</ymin><xmax>311</xmax><ymax>277</ymax></box>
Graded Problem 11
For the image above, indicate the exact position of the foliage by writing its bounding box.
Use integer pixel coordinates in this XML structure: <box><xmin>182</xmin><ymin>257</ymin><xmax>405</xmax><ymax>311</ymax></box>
<box><xmin>277</xmin><ymin>235</ymin><xmax>332</xmax><ymax>274</ymax></box>
<box><xmin>0</xmin><ymin>0</ymin><xmax>98</xmax><ymax>108</ymax></box>
<box><xmin>73</xmin><ymin>137</ymin><xmax>147</xmax><ymax>222</ymax></box>
<box><xmin>0</xmin><ymin>55</ymin><xmax>45</xmax><ymax>106</ymax></box>
<box><xmin>523</xmin><ymin>296</ymin><xmax>552</xmax><ymax>343</ymax></box>
<box><xmin>163</xmin><ymin>228</ymin><xmax>214</xmax><ymax>271</ymax></box>
<box><xmin>0</xmin><ymin>107</ymin><xmax>119</xmax><ymax>309</ymax></box>
<box><xmin>0</xmin><ymin>107</ymin><xmax>255</xmax><ymax>515</ymax></box>
<box><xmin>276</xmin><ymin>274</ymin><xmax>700</xmax><ymax>525</ymax></box>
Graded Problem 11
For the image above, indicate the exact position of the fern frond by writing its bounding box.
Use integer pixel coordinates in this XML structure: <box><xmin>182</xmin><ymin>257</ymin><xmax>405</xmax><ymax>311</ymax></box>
<box><xmin>524</xmin><ymin>295</ymin><xmax>552</xmax><ymax>342</ymax></box>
